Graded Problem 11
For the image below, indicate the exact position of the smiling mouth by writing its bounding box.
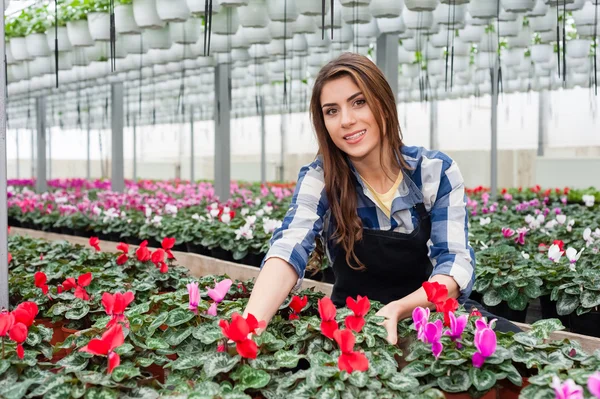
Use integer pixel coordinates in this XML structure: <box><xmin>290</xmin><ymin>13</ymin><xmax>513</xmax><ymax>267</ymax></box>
<box><xmin>343</xmin><ymin>130</ymin><xmax>366</xmax><ymax>140</ymax></box>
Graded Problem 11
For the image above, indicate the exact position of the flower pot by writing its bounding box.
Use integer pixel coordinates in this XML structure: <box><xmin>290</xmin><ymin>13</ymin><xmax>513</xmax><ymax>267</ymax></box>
<box><xmin>528</xmin><ymin>10</ymin><xmax>555</xmax><ymax>32</ymax></box>
<box><xmin>45</xmin><ymin>27</ymin><xmax>73</xmax><ymax>52</ymax></box>
<box><xmin>186</xmin><ymin>0</ymin><xmax>222</xmax><ymax>14</ymax></box>
<box><xmin>497</xmin><ymin>379</ymin><xmax>530</xmax><ymax>399</ymax></box>
<box><xmin>156</xmin><ymin>0</ymin><xmax>191</xmax><ymax>22</ymax></box>
<box><xmin>133</xmin><ymin>0</ymin><xmax>166</xmax><ymax>29</ymax></box>
<box><xmin>26</xmin><ymin>33</ymin><xmax>51</xmax><ymax>57</ymax></box>
<box><xmin>369</xmin><ymin>0</ymin><xmax>403</xmax><ymax>18</ymax></box>
<box><xmin>468</xmin><ymin>0</ymin><xmax>499</xmax><ymax>18</ymax></box>
<box><xmin>88</xmin><ymin>12</ymin><xmax>111</xmax><ymax>41</ymax></box>
<box><xmin>115</xmin><ymin>4</ymin><xmax>141</xmax><ymax>34</ymax></box>
<box><xmin>445</xmin><ymin>389</ymin><xmax>497</xmax><ymax>399</ymax></box>
<box><xmin>143</xmin><ymin>26</ymin><xmax>172</xmax><ymax>49</ymax></box>
<box><xmin>530</xmin><ymin>44</ymin><xmax>553</xmax><ymax>64</ymax></box>
<box><xmin>169</xmin><ymin>18</ymin><xmax>203</xmax><ymax>44</ymax></box>
<box><xmin>402</xmin><ymin>9</ymin><xmax>433</xmax><ymax>30</ymax></box>
<box><xmin>10</xmin><ymin>38</ymin><xmax>32</xmax><ymax>61</ymax></box>
<box><xmin>238</xmin><ymin>0</ymin><xmax>270</xmax><ymax>27</ymax></box>
<box><xmin>539</xmin><ymin>294</ymin><xmax>570</xmax><ymax>329</ymax></box>
<box><xmin>502</xmin><ymin>0</ymin><xmax>536</xmax><ymax>12</ymax></box>
<box><xmin>404</xmin><ymin>0</ymin><xmax>439</xmax><ymax>11</ymax></box>
<box><xmin>35</xmin><ymin>319</ymin><xmax>66</xmax><ymax>346</ymax></box>
<box><xmin>486</xmin><ymin>301</ymin><xmax>529</xmax><ymax>323</ymax></box>
<box><xmin>433</xmin><ymin>4</ymin><xmax>467</xmax><ymax>26</ymax></box>
<box><xmin>341</xmin><ymin>5</ymin><xmax>372</xmax><ymax>24</ymax></box>
<box><xmin>297</xmin><ymin>0</ymin><xmax>329</xmax><ymax>15</ymax></box>
<box><xmin>66</xmin><ymin>20</ymin><xmax>94</xmax><ymax>47</ymax></box>
<box><xmin>212</xmin><ymin>7</ymin><xmax>241</xmax><ymax>35</ymax></box>
<box><xmin>566</xmin><ymin>39</ymin><xmax>591</xmax><ymax>59</ymax></box>
<box><xmin>569</xmin><ymin>309</ymin><xmax>600</xmax><ymax>338</ymax></box>
<box><xmin>219</xmin><ymin>0</ymin><xmax>249</xmax><ymax>7</ymax></box>
<box><xmin>29</xmin><ymin>56</ymin><xmax>55</xmax><ymax>76</ymax></box>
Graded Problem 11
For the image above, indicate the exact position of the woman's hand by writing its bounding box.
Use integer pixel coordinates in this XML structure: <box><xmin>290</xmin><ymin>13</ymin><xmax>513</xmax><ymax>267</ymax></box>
<box><xmin>375</xmin><ymin>301</ymin><xmax>403</xmax><ymax>345</ymax></box>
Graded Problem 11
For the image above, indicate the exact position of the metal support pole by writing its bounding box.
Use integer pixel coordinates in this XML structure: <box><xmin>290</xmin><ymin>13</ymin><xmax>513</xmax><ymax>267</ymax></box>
<box><xmin>86</xmin><ymin>116</ymin><xmax>91</xmax><ymax>179</ymax></box>
<box><xmin>260</xmin><ymin>96</ymin><xmax>266</xmax><ymax>184</ymax></box>
<box><xmin>429</xmin><ymin>100</ymin><xmax>438</xmax><ymax>150</ymax></box>
<box><xmin>111</xmin><ymin>82</ymin><xmax>125</xmax><ymax>192</ymax></box>
<box><xmin>190</xmin><ymin>108</ymin><xmax>195</xmax><ymax>182</ymax></box>
<box><xmin>36</xmin><ymin>97</ymin><xmax>48</xmax><ymax>193</ymax></box>
<box><xmin>376</xmin><ymin>33</ymin><xmax>399</xmax><ymax>101</ymax></box>
<box><xmin>47</xmin><ymin>128</ymin><xmax>51</xmax><ymax>179</ymax></box>
<box><xmin>279</xmin><ymin>112</ymin><xmax>286</xmax><ymax>181</ymax></box>
<box><xmin>15</xmin><ymin>129</ymin><xmax>20</xmax><ymax>178</ymax></box>
<box><xmin>30</xmin><ymin>129</ymin><xmax>34</xmax><ymax>178</ymax></box>
<box><xmin>133</xmin><ymin>117</ymin><xmax>137</xmax><ymax>181</ymax></box>
<box><xmin>537</xmin><ymin>91</ymin><xmax>547</xmax><ymax>157</ymax></box>
<box><xmin>490</xmin><ymin>60</ymin><xmax>500</xmax><ymax>199</ymax></box>
<box><xmin>214</xmin><ymin>64</ymin><xmax>231</xmax><ymax>201</ymax></box>
<box><xmin>0</xmin><ymin>0</ymin><xmax>9</xmax><ymax>310</ymax></box>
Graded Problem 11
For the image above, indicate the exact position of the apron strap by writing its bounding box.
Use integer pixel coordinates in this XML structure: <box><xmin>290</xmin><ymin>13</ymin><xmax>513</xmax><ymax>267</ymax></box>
<box><xmin>414</xmin><ymin>202</ymin><xmax>429</xmax><ymax>220</ymax></box>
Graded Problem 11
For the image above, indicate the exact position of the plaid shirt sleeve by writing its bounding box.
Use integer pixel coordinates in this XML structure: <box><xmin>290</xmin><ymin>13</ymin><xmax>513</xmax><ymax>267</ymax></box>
<box><xmin>261</xmin><ymin>159</ymin><xmax>329</xmax><ymax>290</ymax></box>
<box><xmin>427</xmin><ymin>159</ymin><xmax>476</xmax><ymax>303</ymax></box>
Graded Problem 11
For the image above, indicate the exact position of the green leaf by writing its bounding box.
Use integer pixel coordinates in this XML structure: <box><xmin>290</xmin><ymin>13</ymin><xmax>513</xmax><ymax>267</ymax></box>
<box><xmin>498</xmin><ymin>362</ymin><xmax>523</xmax><ymax>387</ymax></box>
<box><xmin>75</xmin><ymin>371</ymin><xmax>115</xmax><ymax>387</ymax></box>
<box><xmin>0</xmin><ymin>360</ymin><xmax>11</xmax><ymax>375</ymax></box>
<box><xmin>203</xmin><ymin>352</ymin><xmax>240</xmax><ymax>378</ymax></box>
<box><xmin>470</xmin><ymin>368</ymin><xmax>497</xmax><ymax>391</ymax></box>
<box><xmin>401</xmin><ymin>361</ymin><xmax>430</xmax><ymax>378</ymax></box>
<box><xmin>512</xmin><ymin>332</ymin><xmax>540</xmax><ymax>347</ymax></box>
<box><xmin>524</xmin><ymin>282</ymin><xmax>542</xmax><ymax>299</ymax></box>
<box><xmin>57</xmin><ymin>353</ymin><xmax>90</xmax><ymax>372</ymax></box>
<box><xmin>274</xmin><ymin>350</ymin><xmax>304</xmax><ymax>369</ymax></box>
<box><xmin>165</xmin><ymin>327</ymin><xmax>194</xmax><ymax>346</ymax></box>
<box><xmin>147</xmin><ymin>312</ymin><xmax>169</xmax><ymax>333</ymax></box>
<box><xmin>437</xmin><ymin>370</ymin><xmax>472</xmax><ymax>393</ymax></box>
<box><xmin>238</xmin><ymin>366</ymin><xmax>271</xmax><ymax>389</ymax></box>
<box><xmin>348</xmin><ymin>371</ymin><xmax>368</xmax><ymax>388</ymax></box>
<box><xmin>580</xmin><ymin>290</ymin><xmax>600</xmax><ymax>309</ymax></box>
<box><xmin>25</xmin><ymin>331</ymin><xmax>42</xmax><ymax>347</ymax></box>
<box><xmin>483</xmin><ymin>289</ymin><xmax>502</xmax><ymax>307</ymax></box>
<box><xmin>65</xmin><ymin>303</ymin><xmax>90</xmax><ymax>320</ymax></box>
<box><xmin>192</xmin><ymin>322</ymin><xmax>223</xmax><ymax>344</ymax></box>
<box><xmin>27</xmin><ymin>374</ymin><xmax>70</xmax><ymax>396</ymax></box>
<box><xmin>44</xmin><ymin>385</ymin><xmax>73</xmax><ymax>399</ymax></box>
<box><xmin>557</xmin><ymin>294</ymin><xmax>580</xmax><ymax>316</ymax></box>
<box><xmin>316</xmin><ymin>385</ymin><xmax>340</xmax><ymax>399</ymax></box>
<box><xmin>165</xmin><ymin>308</ymin><xmax>195</xmax><ymax>327</ymax></box>
<box><xmin>114</xmin><ymin>343</ymin><xmax>134</xmax><ymax>356</ymax></box>
<box><xmin>385</xmin><ymin>373</ymin><xmax>420</xmax><ymax>391</ymax></box>
<box><xmin>507</xmin><ymin>294</ymin><xmax>529</xmax><ymax>311</ymax></box>
<box><xmin>0</xmin><ymin>380</ymin><xmax>36</xmax><ymax>399</ymax></box>
<box><xmin>145</xmin><ymin>337</ymin><xmax>170</xmax><ymax>350</ymax></box>
<box><xmin>498</xmin><ymin>285</ymin><xmax>518</xmax><ymax>301</ymax></box>
<box><xmin>168</xmin><ymin>356</ymin><xmax>207</xmax><ymax>371</ymax></box>
<box><xmin>111</xmin><ymin>365</ymin><xmax>141</xmax><ymax>382</ymax></box>
<box><xmin>84</xmin><ymin>387</ymin><xmax>119</xmax><ymax>399</ymax></box>
<box><xmin>530</xmin><ymin>319</ymin><xmax>565</xmax><ymax>339</ymax></box>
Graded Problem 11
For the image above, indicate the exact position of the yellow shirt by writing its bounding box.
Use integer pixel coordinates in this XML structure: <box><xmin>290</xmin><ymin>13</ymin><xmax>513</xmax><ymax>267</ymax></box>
<box><xmin>360</xmin><ymin>171</ymin><xmax>404</xmax><ymax>218</ymax></box>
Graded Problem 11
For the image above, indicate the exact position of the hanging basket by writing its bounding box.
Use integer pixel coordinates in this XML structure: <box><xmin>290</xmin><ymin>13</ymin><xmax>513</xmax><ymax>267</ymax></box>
<box><xmin>565</xmin><ymin>0</ymin><xmax>585</xmax><ymax>11</ymax></box>
<box><xmin>530</xmin><ymin>43</ymin><xmax>553</xmax><ymax>63</ymax></box>
<box><xmin>133</xmin><ymin>0</ymin><xmax>166</xmax><ymax>29</ymax></box>
<box><xmin>566</xmin><ymin>39</ymin><xmax>591</xmax><ymax>59</ymax></box>
<box><xmin>468</xmin><ymin>0</ymin><xmax>499</xmax><ymax>18</ymax></box>
<box><xmin>212</xmin><ymin>7</ymin><xmax>241</xmax><ymax>35</ymax></box>
<box><xmin>433</xmin><ymin>4</ymin><xmax>467</xmax><ymax>26</ymax></box>
<box><xmin>402</xmin><ymin>9</ymin><xmax>434</xmax><ymax>30</ymax></box>
<box><xmin>266</xmin><ymin>0</ymin><xmax>299</xmax><ymax>22</ymax></box>
<box><xmin>186</xmin><ymin>0</ymin><xmax>222</xmax><ymax>14</ymax></box>
<box><xmin>572</xmin><ymin>2</ymin><xmax>599</xmax><ymax>26</ymax></box>
<box><xmin>341</xmin><ymin>5</ymin><xmax>372</xmax><ymax>24</ymax></box>
<box><xmin>169</xmin><ymin>17</ymin><xmax>203</xmax><ymax>44</ymax></box>
<box><xmin>25</xmin><ymin>33</ymin><xmax>51</xmax><ymax>57</ymax></box>
<box><xmin>121</xmin><ymin>33</ymin><xmax>149</xmax><ymax>54</ymax></box>
<box><xmin>240</xmin><ymin>26</ymin><xmax>272</xmax><ymax>45</ymax></box>
<box><xmin>45</xmin><ymin>27</ymin><xmax>73</xmax><ymax>52</ymax></box>
<box><xmin>369</xmin><ymin>0</ymin><xmax>403</xmax><ymax>18</ymax></box>
<box><xmin>502</xmin><ymin>0</ymin><xmax>536</xmax><ymax>12</ymax></box>
<box><xmin>142</xmin><ymin>26</ymin><xmax>172</xmax><ymax>49</ymax></box>
<box><xmin>66</xmin><ymin>19</ymin><xmax>95</xmax><ymax>47</ymax></box>
<box><xmin>527</xmin><ymin>10</ymin><xmax>554</xmax><ymax>32</ymax></box>
<box><xmin>238</xmin><ymin>0</ymin><xmax>270</xmax><ymax>27</ymax></box>
<box><xmin>10</xmin><ymin>38</ymin><xmax>33</xmax><ymax>61</ymax></box>
<box><xmin>294</xmin><ymin>15</ymin><xmax>318</xmax><ymax>33</ymax></box>
<box><xmin>156</xmin><ymin>0</ymin><xmax>191</xmax><ymax>22</ymax></box>
<box><xmin>376</xmin><ymin>16</ymin><xmax>403</xmax><ymax>34</ymax></box>
<box><xmin>87</xmin><ymin>12</ymin><xmax>111</xmax><ymax>41</ymax></box>
<box><xmin>506</xmin><ymin>27</ymin><xmax>532</xmax><ymax>48</ymax></box>
<box><xmin>404</xmin><ymin>0</ymin><xmax>439</xmax><ymax>11</ymax></box>
<box><xmin>297</xmin><ymin>0</ymin><xmax>329</xmax><ymax>15</ymax></box>
<box><xmin>115</xmin><ymin>4</ymin><xmax>141</xmax><ymax>35</ymax></box>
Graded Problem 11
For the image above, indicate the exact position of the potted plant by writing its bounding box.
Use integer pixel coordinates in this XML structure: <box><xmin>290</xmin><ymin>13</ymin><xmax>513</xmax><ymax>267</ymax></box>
<box><xmin>132</xmin><ymin>0</ymin><xmax>165</xmax><ymax>29</ymax></box>
<box><xmin>155</xmin><ymin>0</ymin><xmax>191</xmax><ymax>23</ymax></box>
<box><xmin>64</xmin><ymin>0</ymin><xmax>95</xmax><ymax>47</ymax></box>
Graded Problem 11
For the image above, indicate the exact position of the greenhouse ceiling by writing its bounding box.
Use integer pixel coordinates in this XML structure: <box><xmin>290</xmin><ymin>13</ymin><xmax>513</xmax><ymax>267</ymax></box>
<box><xmin>3</xmin><ymin>0</ymin><xmax>600</xmax><ymax>129</ymax></box>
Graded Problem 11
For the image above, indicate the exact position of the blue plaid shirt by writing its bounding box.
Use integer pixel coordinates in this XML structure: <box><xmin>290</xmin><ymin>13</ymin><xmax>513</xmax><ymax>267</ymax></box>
<box><xmin>262</xmin><ymin>145</ymin><xmax>476</xmax><ymax>303</ymax></box>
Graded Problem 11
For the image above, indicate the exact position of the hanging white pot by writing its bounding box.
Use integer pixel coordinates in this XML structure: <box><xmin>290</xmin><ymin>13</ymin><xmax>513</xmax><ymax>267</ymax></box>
<box><xmin>169</xmin><ymin>18</ymin><xmax>203</xmax><ymax>44</ymax></box>
<box><xmin>266</xmin><ymin>0</ymin><xmax>298</xmax><ymax>22</ymax></box>
<box><xmin>458</xmin><ymin>25</ymin><xmax>484</xmax><ymax>42</ymax></box>
<box><xmin>404</xmin><ymin>0</ymin><xmax>439</xmax><ymax>12</ymax></box>
<box><xmin>478</xmin><ymin>32</ymin><xmax>498</xmax><ymax>52</ymax></box>
<box><xmin>476</xmin><ymin>52</ymin><xmax>496</xmax><ymax>69</ymax></box>
<box><xmin>269</xmin><ymin>21</ymin><xmax>296</xmax><ymax>39</ymax></box>
<box><xmin>498</xmin><ymin>18</ymin><xmax>521</xmax><ymax>36</ymax></box>
<box><xmin>530</xmin><ymin>43</ymin><xmax>552</xmax><ymax>63</ymax></box>
<box><xmin>433</xmin><ymin>4</ymin><xmax>467</xmax><ymax>26</ymax></box>
<box><xmin>121</xmin><ymin>33</ymin><xmax>149</xmax><ymax>53</ymax></box>
<box><xmin>499</xmin><ymin>10</ymin><xmax>518</xmax><ymax>21</ymax></box>
<box><xmin>369</xmin><ymin>0</ymin><xmax>403</xmax><ymax>18</ymax></box>
<box><xmin>133</xmin><ymin>0</ymin><xmax>166</xmax><ymax>29</ymax></box>
<box><xmin>568</xmin><ymin>72</ymin><xmax>588</xmax><ymax>88</ymax></box>
<box><xmin>238</xmin><ymin>0</ymin><xmax>270</xmax><ymax>27</ymax></box>
<box><xmin>294</xmin><ymin>15</ymin><xmax>318</xmax><ymax>33</ymax></box>
<box><xmin>376</xmin><ymin>16</ymin><xmax>404</xmax><ymax>34</ymax></box>
<box><xmin>248</xmin><ymin>44</ymin><xmax>270</xmax><ymax>60</ymax></box>
<box><xmin>527</xmin><ymin>8</ymin><xmax>555</xmax><ymax>32</ymax></box>
<box><xmin>342</xmin><ymin>5</ymin><xmax>372</xmax><ymax>24</ymax></box>
<box><xmin>566</xmin><ymin>39</ymin><xmax>590</xmax><ymax>59</ymax></box>
<box><xmin>219</xmin><ymin>0</ymin><xmax>249</xmax><ymax>7</ymax></box>
<box><xmin>401</xmin><ymin>63</ymin><xmax>421</xmax><ymax>78</ymax></box>
<box><xmin>10</xmin><ymin>38</ymin><xmax>32</xmax><ymax>61</ymax></box>
<box><xmin>143</xmin><ymin>26</ymin><xmax>172</xmax><ymax>49</ymax></box>
<box><xmin>88</xmin><ymin>12</ymin><xmax>111</xmax><ymax>41</ymax></box>
<box><xmin>566</xmin><ymin>55</ymin><xmax>586</xmax><ymax>69</ymax></box>
<box><xmin>70</xmin><ymin>47</ymin><xmax>90</xmax><ymax>66</ymax></box>
<box><xmin>576</xmin><ymin>24</ymin><xmax>600</xmax><ymax>38</ymax></box>
<box><xmin>538</xmin><ymin>28</ymin><xmax>562</xmax><ymax>43</ymax></box>
<box><xmin>468</xmin><ymin>0</ymin><xmax>499</xmax><ymax>18</ymax></box>
<box><xmin>57</xmin><ymin>51</ymin><xmax>74</xmax><ymax>70</ymax></box>
<box><xmin>45</xmin><ymin>27</ymin><xmax>73</xmax><ymax>52</ymax></box>
<box><xmin>156</xmin><ymin>0</ymin><xmax>191</xmax><ymax>23</ymax></box>
<box><xmin>507</xmin><ymin>27</ymin><xmax>531</xmax><ymax>47</ymax></box>
<box><xmin>186</xmin><ymin>0</ymin><xmax>221</xmax><ymax>14</ymax></box>
<box><xmin>84</xmin><ymin>41</ymin><xmax>108</xmax><ymax>62</ymax></box>
<box><xmin>115</xmin><ymin>4</ymin><xmax>141</xmax><ymax>35</ymax></box>
<box><xmin>525</xmin><ymin>0</ymin><xmax>548</xmax><ymax>16</ymax></box>
<box><xmin>565</xmin><ymin>0</ymin><xmax>585</xmax><ymax>11</ymax></box>
<box><xmin>297</xmin><ymin>0</ymin><xmax>329</xmax><ymax>16</ymax></box>
<box><xmin>25</xmin><ymin>33</ymin><xmax>51</xmax><ymax>57</ymax></box>
<box><xmin>316</xmin><ymin>5</ymin><xmax>343</xmax><ymax>28</ymax></box>
<box><xmin>426</xmin><ymin>59</ymin><xmax>445</xmax><ymax>75</ymax></box>
<box><xmin>66</xmin><ymin>20</ymin><xmax>94</xmax><ymax>47</ymax></box>
<box><xmin>501</xmin><ymin>0</ymin><xmax>535</xmax><ymax>12</ymax></box>
<box><xmin>572</xmin><ymin>2</ymin><xmax>599</xmax><ymax>26</ymax></box>
<box><xmin>291</xmin><ymin>34</ymin><xmax>308</xmax><ymax>53</ymax></box>
<box><xmin>402</xmin><ymin>9</ymin><xmax>433</xmax><ymax>30</ymax></box>
<box><xmin>504</xmin><ymin>48</ymin><xmax>525</xmax><ymax>66</ymax></box>
<box><xmin>212</xmin><ymin>7</ymin><xmax>240</xmax><ymax>34</ymax></box>
<box><xmin>28</xmin><ymin>57</ymin><xmax>54</xmax><ymax>77</ymax></box>
<box><xmin>5</xmin><ymin>43</ymin><xmax>16</xmax><ymax>65</ymax></box>
<box><xmin>209</xmin><ymin>33</ymin><xmax>232</xmax><ymax>53</ymax></box>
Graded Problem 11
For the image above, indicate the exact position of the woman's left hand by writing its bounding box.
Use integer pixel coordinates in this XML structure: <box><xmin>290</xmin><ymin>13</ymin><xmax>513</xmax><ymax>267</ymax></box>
<box><xmin>375</xmin><ymin>301</ymin><xmax>403</xmax><ymax>345</ymax></box>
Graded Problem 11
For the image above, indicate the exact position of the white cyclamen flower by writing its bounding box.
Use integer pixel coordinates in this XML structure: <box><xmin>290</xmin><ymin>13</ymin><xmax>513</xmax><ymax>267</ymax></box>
<box><xmin>145</xmin><ymin>206</ymin><xmax>152</xmax><ymax>218</ymax></box>
<box><xmin>165</xmin><ymin>204</ymin><xmax>178</xmax><ymax>215</ymax></box>
<box><xmin>255</xmin><ymin>209</ymin><xmax>265</xmax><ymax>217</ymax></box>
<box><xmin>545</xmin><ymin>220</ymin><xmax>558</xmax><ymax>230</ymax></box>
<box><xmin>582</xmin><ymin>195</ymin><xmax>595</xmax><ymax>207</ymax></box>
<box><xmin>548</xmin><ymin>244</ymin><xmax>563</xmax><ymax>263</ymax></box>
<box><xmin>556</xmin><ymin>214</ymin><xmax>567</xmax><ymax>225</ymax></box>
<box><xmin>235</xmin><ymin>224</ymin><xmax>254</xmax><ymax>240</ymax></box>
<box><xmin>565</xmin><ymin>247</ymin><xmax>584</xmax><ymax>264</ymax></box>
<box><xmin>479</xmin><ymin>217</ymin><xmax>491</xmax><ymax>226</ymax></box>
<box><xmin>521</xmin><ymin>251</ymin><xmax>530</xmax><ymax>260</ymax></box>
<box><xmin>245</xmin><ymin>215</ymin><xmax>257</xmax><ymax>226</ymax></box>
<box><xmin>210</xmin><ymin>208</ymin><xmax>220</xmax><ymax>218</ymax></box>
<box><xmin>583</xmin><ymin>228</ymin><xmax>594</xmax><ymax>247</ymax></box>
<box><xmin>241</xmin><ymin>208</ymin><xmax>250</xmax><ymax>216</ymax></box>
<box><xmin>263</xmin><ymin>205</ymin><xmax>273</xmax><ymax>215</ymax></box>
<box><xmin>263</xmin><ymin>218</ymin><xmax>282</xmax><ymax>234</ymax></box>
<box><xmin>151</xmin><ymin>215</ymin><xmax>163</xmax><ymax>226</ymax></box>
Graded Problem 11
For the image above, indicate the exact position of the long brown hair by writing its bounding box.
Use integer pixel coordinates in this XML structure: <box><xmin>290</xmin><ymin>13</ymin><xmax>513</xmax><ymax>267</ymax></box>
<box><xmin>308</xmin><ymin>53</ymin><xmax>410</xmax><ymax>271</ymax></box>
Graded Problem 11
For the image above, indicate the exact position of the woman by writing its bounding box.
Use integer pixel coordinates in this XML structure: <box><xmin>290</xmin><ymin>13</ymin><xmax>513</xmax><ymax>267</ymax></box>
<box><xmin>243</xmin><ymin>53</ymin><xmax>518</xmax><ymax>344</ymax></box>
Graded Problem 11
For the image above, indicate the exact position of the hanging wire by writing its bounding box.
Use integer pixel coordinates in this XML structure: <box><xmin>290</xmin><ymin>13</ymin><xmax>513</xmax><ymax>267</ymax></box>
<box><xmin>593</xmin><ymin>1</ymin><xmax>598</xmax><ymax>95</ymax></box>
<box><xmin>109</xmin><ymin>0</ymin><xmax>116</xmax><ymax>72</ymax></box>
<box><xmin>203</xmin><ymin>0</ymin><xmax>213</xmax><ymax>56</ymax></box>
<box><xmin>562</xmin><ymin>0</ymin><xmax>566</xmax><ymax>82</ymax></box>
<box><xmin>321</xmin><ymin>0</ymin><xmax>326</xmax><ymax>39</ymax></box>
<box><xmin>496</xmin><ymin>2</ymin><xmax>503</xmax><ymax>95</ymax></box>
<box><xmin>283</xmin><ymin>0</ymin><xmax>288</xmax><ymax>108</ymax></box>
<box><xmin>54</xmin><ymin>0</ymin><xmax>59</xmax><ymax>87</ymax></box>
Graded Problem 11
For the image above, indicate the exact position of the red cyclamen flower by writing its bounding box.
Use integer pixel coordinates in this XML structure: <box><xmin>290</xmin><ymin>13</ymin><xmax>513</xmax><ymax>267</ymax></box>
<box><xmin>161</xmin><ymin>237</ymin><xmax>176</xmax><ymax>260</ymax></box>
<box><xmin>34</xmin><ymin>271</ymin><xmax>49</xmax><ymax>295</ymax></box>
<box><xmin>102</xmin><ymin>291</ymin><xmax>135</xmax><ymax>328</ymax></box>
<box><xmin>318</xmin><ymin>298</ymin><xmax>338</xmax><ymax>339</ymax></box>
<box><xmin>423</xmin><ymin>281</ymin><xmax>449</xmax><ymax>305</ymax></box>
<box><xmin>288</xmin><ymin>295</ymin><xmax>308</xmax><ymax>320</ymax></box>
<box><xmin>219</xmin><ymin>313</ymin><xmax>259</xmax><ymax>359</ymax></box>
<box><xmin>116</xmin><ymin>243</ymin><xmax>129</xmax><ymax>265</ymax></box>
<box><xmin>136</xmin><ymin>241</ymin><xmax>151</xmax><ymax>262</ymax></box>
<box><xmin>62</xmin><ymin>273</ymin><xmax>93</xmax><ymax>301</ymax></box>
<box><xmin>345</xmin><ymin>295</ymin><xmax>370</xmax><ymax>333</ymax></box>
<box><xmin>12</xmin><ymin>302</ymin><xmax>39</xmax><ymax>327</ymax></box>
<box><xmin>89</xmin><ymin>237</ymin><xmax>101</xmax><ymax>252</ymax></box>
<box><xmin>151</xmin><ymin>249</ymin><xmax>168</xmax><ymax>273</ymax></box>
<box><xmin>436</xmin><ymin>297</ymin><xmax>459</xmax><ymax>327</ymax></box>
<box><xmin>79</xmin><ymin>323</ymin><xmax>125</xmax><ymax>374</ymax></box>
<box><xmin>333</xmin><ymin>329</ymin><xmax>369</xmax><ymax>373</ymax></box>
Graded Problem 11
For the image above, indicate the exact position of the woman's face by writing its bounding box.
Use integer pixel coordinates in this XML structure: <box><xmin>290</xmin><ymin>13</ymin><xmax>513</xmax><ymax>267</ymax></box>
<box><xmin>320</xmin><ymin>75</ymin><xmax>382</xmax><ymax>163</ymax></box>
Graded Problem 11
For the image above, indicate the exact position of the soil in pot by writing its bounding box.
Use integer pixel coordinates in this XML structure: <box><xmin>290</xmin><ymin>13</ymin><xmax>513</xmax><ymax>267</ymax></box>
<box><xmin>569</xmin><ymin>309</ymin><xmax>600</xmax><ymax>338</ymax></box>
<box><xmin>486</xmin><ymin>301</ymin><xmax>529</xmax><ymax>323</ymax></box>
<box><xmin>211</xmin><ymin>247</ymin><xmax>235</xmax><ymax>262</ymax></box>
<box><xmin>35</xmin><ymin>319</ymin><xmax>65</xmax><ymax>346</ymax></box>
<box><xmin>539</xmin><ymin>294</ymin><xmax>570</xmax><ymax>329</ymax></box>
<box><xmin>498</xmin><ymin>378</ymin><xmax>530</xmax><ymax>399</ymax></box>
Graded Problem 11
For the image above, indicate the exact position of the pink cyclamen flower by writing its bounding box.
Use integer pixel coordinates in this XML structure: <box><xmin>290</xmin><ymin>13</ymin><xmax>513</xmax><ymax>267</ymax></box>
<box><xmin>515</xmin><ymin>227</ymin><xmax>529</xmax><ymax>245</ymax></box>
<box><xmin>443</xmin><ymin>311</ymin><xmax>468</xmax><ymax>348</ymax></box>
<box><xmin>552</xmin><ymin>376</ymin><xmax>584</xmax><ymax>399</ymax></box>
<box><xmin>423</xmin><ymin>319</ymin><xmax>444</xmax><ymax>359</ymax></box>
<box><xmin>187</xmin><ymin>282</ymin><xmax>200</xmax><ymax>314</ymax></box>
<box><xmin>587</xmin><ymin>372</ymin><xmax>600</xmax><ymax>398</ymax></box>
<box><xmin>412</xmin><ymin>307</ymin><xmax>430</xmax><ymax>342</ymax></box>
<box><xmin>206</xmin><ymin>279</ymin><xmax>232</xmax><ymax>316</ymax></box>
<box><xmin>472</xmin><ymin>321</ymin><xmax>497</xmax><ymax>368</ymax></box>
<box><xmin>502</xmin><ymin>227</ymin><xmax>515</xmax><ymax>238</ymax></box>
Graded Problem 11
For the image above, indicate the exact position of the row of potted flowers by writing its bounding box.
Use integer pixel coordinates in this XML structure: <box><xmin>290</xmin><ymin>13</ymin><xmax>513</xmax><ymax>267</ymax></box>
<box><xmin>5</xmin><ymin>232</ymin><xmax>600</xmax><ymax>398</ymax></box>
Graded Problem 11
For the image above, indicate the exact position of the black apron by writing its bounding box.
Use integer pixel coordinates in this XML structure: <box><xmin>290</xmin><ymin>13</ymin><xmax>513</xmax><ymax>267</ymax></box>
<box><xmin>330</xmin><ymin>201</ymin><xmax>521</xmax><ymax>333</ymax></box>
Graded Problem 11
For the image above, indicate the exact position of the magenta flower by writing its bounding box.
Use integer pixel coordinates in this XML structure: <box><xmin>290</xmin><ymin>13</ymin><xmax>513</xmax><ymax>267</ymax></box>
<box><xmin>588</xmin><ymin>372</ymin><xmax>600</xmax><ymax>398</ymax></box>
<box><xmin>443</xmin><ymin>311</ymin><xmax>467</xmax><ymax>348</ymax></box>
<box><xmin>412</xmin><ymin>307</ymin><xmax>430</xmax><ymax>341</ymax></box>
<box><xmin>515</xmin><ymin>227</ymin><xmax>529</xmax><ymax>245</ymax></box>
<box><xmin>552</xmin><ymin>376</ymin><xmax>584</xmax><ymax>399</ymax></box>
<box><xmin>423</xmin><ymin>319</ymin><xmax>444</xmax><ymax>359</ymax></box>
<box><xmin>206</xmin><ymin>279</ymin><xmax>232</xmax><ymax>316</ymax></box>
<box><xmin>502</xmin><ymin>227</ymin><xmax>515</xmax><ymax>238</ymax></box>
<box><xmin>187</xmin><ymin>282</ymin><xmax>200</xmax><ymax>314</ymax></box>
<box><xmin>472</xmin><ymin>318</ymin><xmax>497</xmax><ymax>368</ymax></box>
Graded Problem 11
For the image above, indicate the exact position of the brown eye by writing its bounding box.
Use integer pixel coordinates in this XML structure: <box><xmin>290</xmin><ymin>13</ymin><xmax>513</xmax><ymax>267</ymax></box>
<box><xmin>354</xmin><ymin>99</ymin><xmax>366</xmax><ymax>106</ymax></box>
<box><xmin>325</xmin><ymin>108</ymin><xmax>337</xmax><ymax>115</ymax></box>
